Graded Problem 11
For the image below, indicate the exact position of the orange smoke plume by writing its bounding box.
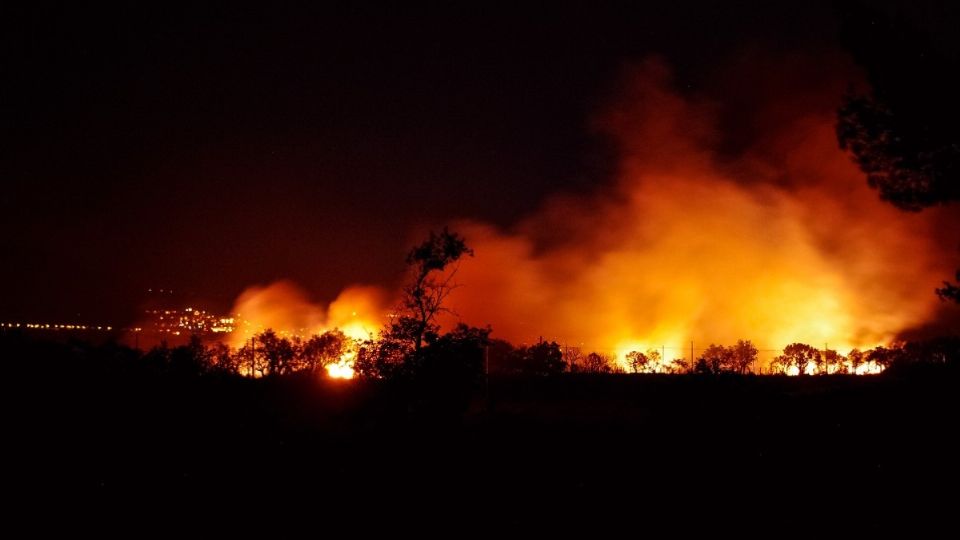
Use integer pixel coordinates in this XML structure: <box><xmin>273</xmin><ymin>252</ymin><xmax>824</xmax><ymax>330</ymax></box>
<box><xmin>439</xmin><ymin>57</ymin><xmax>953</xmax><ymax>368</ymax></box>
<box><xmin>228</xmin><ymin>281</ymin><xmax>387</xmax><ymax>347</ymax></box>
<box><xmin>225</xmin><ymin>56</ymin><xmax>956</xmax><ymax>371</ymax></box>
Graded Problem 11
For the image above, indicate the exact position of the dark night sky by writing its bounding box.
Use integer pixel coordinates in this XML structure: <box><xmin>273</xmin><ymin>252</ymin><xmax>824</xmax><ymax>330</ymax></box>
<box><xmin>1</xmin><ymin>1</ymin><xmax>955</xmax><ymax>324</ymax></box>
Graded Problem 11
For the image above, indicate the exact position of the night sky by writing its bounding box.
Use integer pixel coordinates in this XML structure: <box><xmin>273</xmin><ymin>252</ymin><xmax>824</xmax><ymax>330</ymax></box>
<box><xmin>2</xmin><ymin>1</ymin><xmax>956</xmax><ymax>325</ymax></box>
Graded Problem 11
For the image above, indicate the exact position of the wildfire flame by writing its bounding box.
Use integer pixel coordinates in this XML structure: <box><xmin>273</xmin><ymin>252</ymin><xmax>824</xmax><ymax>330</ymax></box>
<box><xmin>225</xmin><ymin>56</ymin><xmax>957</xmax><ymax>374</ymax></box>
<box><xmin>437</xmin><ymin>57</ymin><xmax>953</xmax><ymax>371</ymax></box>
<box><xmin>325</xmin><ymin>361</ymin><xmax>356</xmax><ymax>379</ymax></box>
<box><xmin>228</xmin><ymin>282</ymin><xmax>386</xmax><ymax>377</ymax></box>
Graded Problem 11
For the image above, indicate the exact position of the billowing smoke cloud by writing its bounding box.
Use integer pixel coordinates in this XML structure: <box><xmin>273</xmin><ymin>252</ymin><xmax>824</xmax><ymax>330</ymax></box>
<box><xmin>230</xmin><ymin>56</ymin><xmax>956</xmax><ymax>368</ymax></box>
<box><xmin>228</xmin><ymin>281</ymin><xmax>387</xmax><ymax>347</ymax></box>
<box><xmin>439</xmin><ymin>57</ymin><xmax>952</xmax><ymax>364</ymax></box>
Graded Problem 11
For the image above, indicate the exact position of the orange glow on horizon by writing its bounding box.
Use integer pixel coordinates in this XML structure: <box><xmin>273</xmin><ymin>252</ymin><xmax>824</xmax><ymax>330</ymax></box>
<box><xmin>219</xmin><ymin>58</ymin><xmax>954</xmax><ymax>375</ymax></box>
<box><xmin>325</xmin><ymin>361</ymin><xmax>356</xmax><ymax>379</ymax></box>
<box><xmin>433</xmin><ymin>59</ymin><xmax>951</xmax><ymax>371</ymax></box>
<box><xmin>225</xmin><ymin>282</ymin><xmax>386</xmax><ymax>375</ymax></box>
<box><xmin>227</xmin><ymin>282</ymin><xmax>385</xmax><ymax>347</ymax></box>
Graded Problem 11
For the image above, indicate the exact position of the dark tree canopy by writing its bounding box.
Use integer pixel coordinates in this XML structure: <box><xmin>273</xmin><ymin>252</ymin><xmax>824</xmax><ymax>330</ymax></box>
<box><xmin>582</xmin><ymin>351</ymin><xmax>615</xmax><ymax>373</ymax></box>
<box><xmin>774</xmin><ymin>343</ymin><xmax>822</xmax><ymax>376</ymax></box>
<box><xmin>937</xmin><ymin>270</ymin><xmax>960</xmax><ymax>303</ymax></box>
<box><xmin>836</xmin><ymin>1</ymin><xmax>960</xmax><ymax>211</ymax></box>
<box><xmin>836</xmin><ymin>1</ymin><xmax>960</xmax><ymax>301</ymax></box>
<box><xmin>731</xmin><ymin>340</ymin><xmax>759</xmax><ymax>374</ymax></box>
<box><xmin>698</xmin><ymin>343</ymin><xmax>735</xmax><ymax>374</ymax></box>
<box><xmin>302</xmin><ymin>329</ymin><xmax>348</xmax><ymax>372</ymax></box>
<box><xmin>516</xmin><ymin>340</ymin><xmax>566</xmax><ymax>376</ymax></box>
<box><xmin>626</xmin><ymin>350</ymin><xmax>650</xmax><ymax>373</ymax></box>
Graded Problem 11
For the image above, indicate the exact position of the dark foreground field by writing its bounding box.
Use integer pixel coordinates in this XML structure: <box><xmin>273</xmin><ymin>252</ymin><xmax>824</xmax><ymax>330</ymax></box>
<box><xmin>6</xmin><ymin>336</ymin><xmax>958</xmax><ymax>531</ymax></box>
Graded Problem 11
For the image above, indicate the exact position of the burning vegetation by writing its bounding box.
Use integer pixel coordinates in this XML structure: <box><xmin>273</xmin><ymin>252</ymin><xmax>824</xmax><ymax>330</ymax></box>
<box><xmin>442</xmin><ymin>58</ymin><xmax>953</xmax><ymax>372</ymax></box>
<box><xmin>214</xmin><ymin>58</ymin><xmax>955</xmax><ymax>376</ymax></box>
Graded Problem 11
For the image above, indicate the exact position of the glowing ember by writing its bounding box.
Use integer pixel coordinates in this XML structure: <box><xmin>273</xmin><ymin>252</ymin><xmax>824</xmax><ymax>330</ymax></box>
<box><xmin>325</xmin><ymin>362</ymin><xmax>355</xmax><ymax>379</ymax></box>
<box><xmin>852</xmin><ymin>361</ymin><xmax>885</xmax><ymax>375</ymax></box>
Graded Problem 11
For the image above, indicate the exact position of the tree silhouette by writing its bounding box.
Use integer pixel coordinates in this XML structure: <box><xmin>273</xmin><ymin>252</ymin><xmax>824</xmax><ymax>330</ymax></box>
<box><xmin>937</xmin><ymin>270</ymin><xmax>960</xmax><ymax>303</ymax></box>
<box><xmin>699</xmin><ymin>343</ymin><xmax>734</xmax><ymax>374</ymax></box>
<box><xmin>353</xmin><ymin>336</ymin><xmax>406</xmax><ymax>379</ymax></box>
<box><xmin>389</xmin><ymin>227</ymin><xmax>474</xmax><ymax>354</ymax></box>
<box><xmin>583</xmin><ymin>351</ymin><xmax>613</xmax><ymax>373</ymax></box>
<box><xmin>668</xmin><ymin>358</ymin><xmax>689</xmax><ymax>374</ymax></box>
<box><xmin>865</xmin><ymin>345</ymin><xmax>897</xmax><ymax>371</ymax></box>
<box><xmin>517</xmin><ymin>340</ymin><xmax>565</xmax><ymax>376</ymax></box>
<box><xmin>169</xmin><ymin>335</ymin><xmax>210</xmax><ymax>377</ymax></box>
<box><xmin>646</xmin><ymin>349</ymin><xmax>662</xmax><ymax>372</ymax></box>
<box><xmin>892</xmin><ymin>336</ymin><xmax>960</xmax><ymax>371</ymax></box>
<box><xmin>354</xmin><ymin>228</ymin><xmax>475</xmax><ymax>380</ymax></box>
<box><xmin>837</xmin><ymin>1</ymin><xmax>960</xmax><ymax>210</ymax></box>
<box><xmin>207</xmin><ymin>341</ymin><xmax>241</xmax><ymax>375</ymax></box>
<box><xmin>625</xmin><ymin>349</ymin><xmax>662</xmax><ymax>373</ymax></box>
<box><xmin>823</xmin><ymin>349</ymin><xmax>845</xmax><ymax>375</ymax></box>
<box><xmin>811</xmin><ymin>348</ymin><xmax>827</xmax><ymax>375</ymax></box>
<box><xmin>836</xmin><ymin>1</ymin><xmax>960</xmax><ymax>301</ymax></box>
<box><xmin>847</xmin><ymin>348</ymin><xmax>865</xmax><ymax>374</ymax></box>
<box><xmin>626</xmin><ymin>350</ymin><xmax>649</xmax><ymax>373</ymax></box>
<box><xmin>256</xmin><ymin>329</ymin><xmax>296</xmax><ymax>375</ymax></box>
<box><xmin>236</xmin><ymin>339</ymin><xmax>261</xmax><ymax>377</ymax></box>
<box><xmin>563</xmin><ymin>346</ymin><xmax>584</xmax><ymax>373</ymax></box>
<box><xmin>769</xmin><ymin>355</ymin><xmax>787</xmax><ymax>375</ymax></box>
<box><xmin>775</xmin><ymin>343</ymin><xmax>821</xmax><ymax>376</ymax></box>
<box><xmin>731</xmin><ymin>340</ymin><xmax>758</xmax><ymax>374</ymax></box>
<box><xmin>486</xmin><ymin>339</ymin><xmax>518</xmax><ymax>375</ymax></box>
<box><xmin>301</xmin><ymin>329</ymin><xmax>348</xmax><ymax>372</ymax></box>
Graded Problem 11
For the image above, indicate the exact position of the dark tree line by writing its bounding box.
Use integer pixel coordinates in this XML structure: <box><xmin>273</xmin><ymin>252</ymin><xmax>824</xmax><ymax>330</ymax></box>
<box><xmin>692</xmin><ymin>340</ymin><xmax>759</xmax><ymax>375</ymax></box>
<box><xmin>133</xmin><ymin>329</ymin><xmax>351</xmax><ymax>378</ymax></box>
<box><xmin>144</xmin><ymin>327</ymin><xmax>348</xmax><ymax>379</ymax></box>
<box><xmin>10</xmin><ymin>328</ymin><xmax>955</xmax><ymax>383</ymax></box>
<box><xmin>5</xmin><ymin>227</ymin><xmax>957</xmax><ymax>406</ymax></box>
<box><xmin>485</xmin><ymin>339</ymin><xmax>572</xmax><ymax>376</ymax></box>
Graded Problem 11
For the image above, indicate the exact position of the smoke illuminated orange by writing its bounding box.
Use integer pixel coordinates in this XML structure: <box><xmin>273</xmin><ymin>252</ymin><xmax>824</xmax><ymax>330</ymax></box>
<box><xmin>438</xmin><ymin>58</ymin><xmax>951</xmax><ymax>370</ymax></box>
<box><xmin>224</xmin><ymin>57</ymin><xmax>955</xmax><ymax>373</ymax></box>
<box><xmin>227</xmin><ymin>282</ymin><xmax>386</xmax><ymax>376</ymax></box>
